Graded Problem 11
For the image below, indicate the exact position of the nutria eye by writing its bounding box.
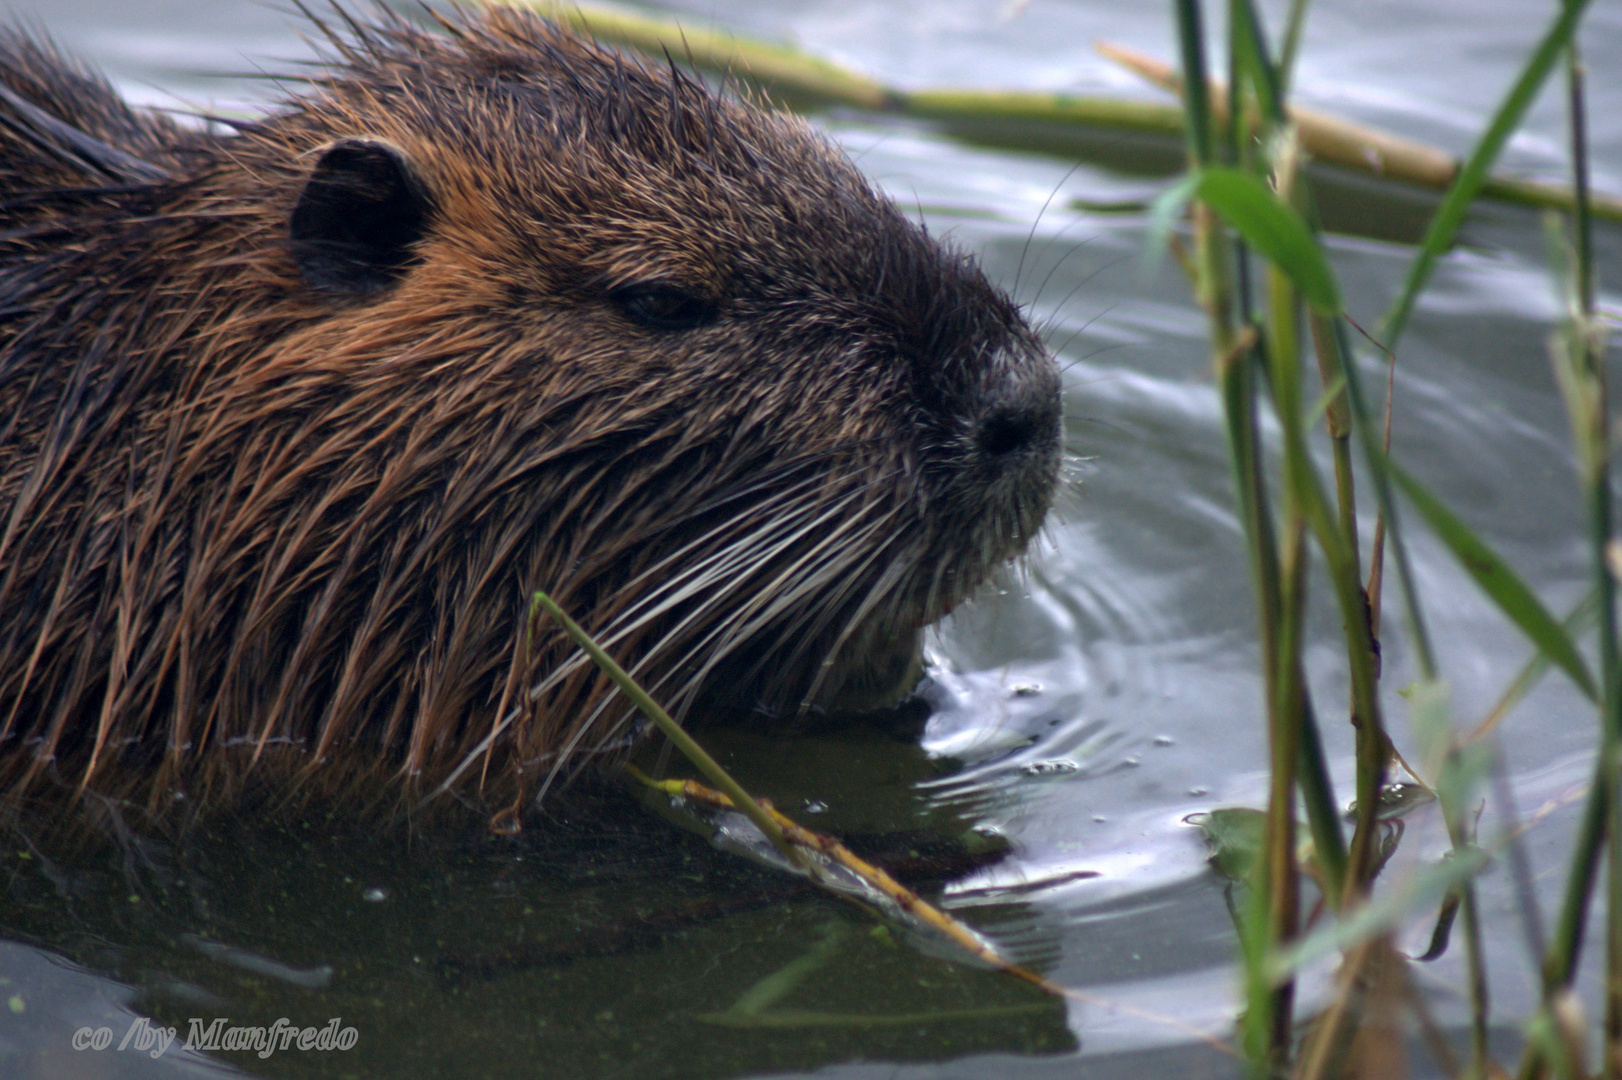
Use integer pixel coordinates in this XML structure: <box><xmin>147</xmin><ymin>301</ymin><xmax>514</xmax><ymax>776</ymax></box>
<box><xmin>611</xmin><ymin>283</ymin><xmax>717</xmax><ymax>331</ymax></box>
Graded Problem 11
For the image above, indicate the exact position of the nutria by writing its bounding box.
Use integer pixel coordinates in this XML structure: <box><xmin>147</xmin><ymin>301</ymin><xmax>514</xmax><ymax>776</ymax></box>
<box><xmin>0</xmin><ymin>5</ymin><xmax>1061</xmax><ymax>821</ymax></box>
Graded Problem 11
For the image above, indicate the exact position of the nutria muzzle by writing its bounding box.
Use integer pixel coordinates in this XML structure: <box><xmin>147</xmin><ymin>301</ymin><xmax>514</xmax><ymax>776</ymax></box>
<box><xmin>0</xmin><ymin>6</ymin><xmax>1062</xmax><ymax>816</ymax></box>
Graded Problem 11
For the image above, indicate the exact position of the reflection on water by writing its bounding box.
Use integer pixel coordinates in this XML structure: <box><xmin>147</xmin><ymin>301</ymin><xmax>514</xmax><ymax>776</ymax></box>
<box><xmin>0</xmin><ymin>786</ymin><xmax>1074</xmax><ymax>1078</ymax></box>
<box><xmin>0</xmin><ymin>1</ymin><xmax>1619</xmax><ymax>1077</ymax></box>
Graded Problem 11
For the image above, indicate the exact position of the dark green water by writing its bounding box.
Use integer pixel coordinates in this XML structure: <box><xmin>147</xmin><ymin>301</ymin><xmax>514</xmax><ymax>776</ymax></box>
<box><xmin>0</xmin><ymin>1</ymin><xmax>1619</xmax><ymax>1077</ymax></box>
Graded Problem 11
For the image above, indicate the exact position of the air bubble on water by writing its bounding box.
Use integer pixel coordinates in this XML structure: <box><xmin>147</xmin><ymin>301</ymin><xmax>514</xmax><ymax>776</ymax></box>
<box><xmin>1021</xmin><ymin>759</ymin><xmax>1080</xmax><ymax>776</ymax></box>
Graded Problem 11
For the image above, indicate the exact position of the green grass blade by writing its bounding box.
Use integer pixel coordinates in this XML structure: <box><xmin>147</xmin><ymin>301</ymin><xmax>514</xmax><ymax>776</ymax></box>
<box><xmin>1145</xmin><ymin>171</ymin><xmax>1201</xmax><ymax>281</ymax></box>
<box><xmin>1231</xmin><ymin>0</ymin><xmax>1285</xmax><ymax>124</ymax></box>
<box><xmin>1471</xmin><ymin>591</ymin><xmax>1597</xmax><ymax>739</ymax></box>
<box><xmin>1380</xmin><ymin>0</ymin><xmax>1593</xmax><ymax>351</ymax></box>
<box><xmin>1408</xmin><ymin>680</ymin><xmax>1494</xmax><ymax>823</ymax></box>
<box><xmin>1277</xmin><ymin>0</ymin><xmax>1311</xmax><ymax>95</ymax></box>
<box><xmin>1268</xmin><ymin>846</ymin><xmax>1491</xmax><ymax>981</ymax></box>
<box><xmin>1195</xmin><ymin>167</ymin><xmax>1342</xmax><ymax>314</ymax></box>
<box><xmin>1388</xmin><ymin>462</ymin><xmax>1598</xmax><ymax>701</ymax></box>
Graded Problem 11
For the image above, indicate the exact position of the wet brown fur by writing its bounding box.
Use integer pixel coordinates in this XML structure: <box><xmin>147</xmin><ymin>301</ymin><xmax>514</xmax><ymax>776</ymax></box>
<box><xmin>0</xmin><ymin>6</ymin><xmax>1061</xmax><ymax>823</ymax></box>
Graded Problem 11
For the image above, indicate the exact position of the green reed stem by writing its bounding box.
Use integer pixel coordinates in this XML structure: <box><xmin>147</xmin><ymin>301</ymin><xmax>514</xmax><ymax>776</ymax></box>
<box><xmin>1265</xmin><ymin>329</ymin><xmax>1306</xmax><ymax>1067</ymax></box>
<box><xmin>1231</xmin><ymin>10</ymin><xmax>1307</xmax><ymax>1065</ymax></box>
<box><xmin>1216</xmin><ymin>242</ymin><xmax>1288</xmax><ymax>1080</ymax></box>
<box><xmin>1240</xmin><ymin>3</ymin><xmax>1358</xmax><ymax>912</ymax></box>
<box><xmin>1527</xmin><ymin>32</ymin><xmax>1616</xmax><ymax>1080</ymax></box>
<box><xmin>1296</xmin><ymin>694</ymin><xmax>1349</xmax><ymax>893</ymax></box>
<box><xmin>1567</xmin><ymin>44</ymin><xmax>1622</xmax><ymax>1075</ymax></box>
<box><xmin>1545</xmin><ymin>777</ymin><xmax>1609</xmax><ymax>990</ymax></box>
<box><xmin>1444</xmin><ymin>807</ymin><xmax>1492</xmax><ymax>1077</ymax></box>
<box><xmin>1349</xmin><ymin>36</ymin><xmax>1607</xmax><ymax>979</ymax></box>
<box><xmin>1261</xmin><ymin>122</ymin><xmax>1363</xmax><ymax>909</ymax></box>
<box><xmin>1176</xmin><ymin>0</ymin><xmax>1217</xmax><ymax>170</ymax></box>
<box><xmin>1544</xmin><ymin>43</ymin><xmax>1615</xmax><ymax>1000</ymax></box>
<box><xmin>1287</xmin><ymin>337</ymin><xmax>1390</xmax><ymax>907</ymax></box>
<box><xmin>1175</xmin><ymin>3</ymin><xmax>1290</xmax><ymax>1068</ymax></box>
<box><xmin>1329</xmin><ymin>315</ymin><xmax>1434</xmax><ymax>678</ymax></box>
<box><xmin>1236</xmin><ymin>0</ymin><xmax>1388</xmax><ymax>913</ymax></box>
<box><xmin>1308</xmin><ymin>314</ymin><xmax>1359</xmax><ymax>563</ymax></box>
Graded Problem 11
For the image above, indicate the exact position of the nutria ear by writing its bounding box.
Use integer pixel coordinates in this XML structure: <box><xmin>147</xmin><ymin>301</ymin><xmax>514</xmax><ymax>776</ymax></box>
<box><xmin>289</xmin><ymin>138</ymin><xmax>433</xmax><ymax>295</ymax></box>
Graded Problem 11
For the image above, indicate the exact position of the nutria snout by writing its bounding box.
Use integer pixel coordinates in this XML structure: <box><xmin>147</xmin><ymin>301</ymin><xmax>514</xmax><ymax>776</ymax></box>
<box><xmin>0</xmin><ymin>7</ymin><xmax>1061</xmax><ymax>813</ymax></box>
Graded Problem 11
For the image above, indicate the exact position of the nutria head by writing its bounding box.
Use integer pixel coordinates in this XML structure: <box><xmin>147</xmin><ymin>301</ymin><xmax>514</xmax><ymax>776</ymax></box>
<box><xmin>0</xmin><ymin>7</ymin><xmax>1060</xmax><ymax>816</ymax></box>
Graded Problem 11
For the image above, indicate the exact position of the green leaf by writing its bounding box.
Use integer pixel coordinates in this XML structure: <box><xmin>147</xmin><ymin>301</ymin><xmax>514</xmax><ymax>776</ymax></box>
<box><xmin>1188</xmin><ymin>807</ymin><xmax>1267</xmax><ymax>883</ymax></box>
<box><xmin>1144</xmin><ymin>171</ymin><xmax>1201</xmax><ymax>282</ymax></box>
<box><xmin>1388</xmin><ymin>462</ymin><xmax>1598</xmax><ymax>702</ymax></box>
<box><xmin>1476</xmin><ymin>589</ymin><xmax>1599</xmax><ymax>737</ymax></box>
<box><xmin>1408</xmin><ymin>678</ymin><xmax>1454</xmax><ymax>779</ymax></box>
<box><xmin>1440</xmin><ymin>741</ymin><xmax>1496</xmax><ymax>825</ymax></box>
<box><xmin>1192</xmin><ymin>167</ymin><xmax>1342</xmax><ymax>314</ymax></box>
<box><xmin>1380</xmin><ymin>0</ymin><xmax>1595</xmax><ymax>351</ymax></box>
<box><xmin>1406</xmin><ymin>679</ymin><xmax>1493</xmax><ymax>826</ymax></box>
<box><xmin>1268</xmin><ymin>846</ymin><xmax>1491</xmax><ymax>981</ymax></box>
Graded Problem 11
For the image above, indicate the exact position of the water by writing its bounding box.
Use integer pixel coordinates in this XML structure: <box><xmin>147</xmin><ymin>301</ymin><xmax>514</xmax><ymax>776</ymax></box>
<box><xmin>0</xmin><ymin>1</ymin><xmax>1619</xmax><ymax>1077</ymax></box>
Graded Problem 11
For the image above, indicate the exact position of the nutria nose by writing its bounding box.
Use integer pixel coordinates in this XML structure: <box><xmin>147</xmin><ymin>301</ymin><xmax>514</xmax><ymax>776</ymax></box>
<box><xmin>975</xmin><ymin>368</ymin><xmax>1062</xmax><ymax>462</ymax></box>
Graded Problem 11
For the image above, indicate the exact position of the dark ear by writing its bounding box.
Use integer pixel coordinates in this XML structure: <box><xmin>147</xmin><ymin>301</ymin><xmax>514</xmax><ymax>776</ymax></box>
<box><xmin>290</xmin><ymin>138</ymin><xmax>433</xmax><ymax>295</ymax></box>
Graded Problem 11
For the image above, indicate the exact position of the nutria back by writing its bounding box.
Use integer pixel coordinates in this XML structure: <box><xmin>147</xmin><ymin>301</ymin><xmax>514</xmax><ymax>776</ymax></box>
<box><xmin>0</xmin><ymin>7</ymin><xmax>1061</xmax><ymax>819</ymax></box>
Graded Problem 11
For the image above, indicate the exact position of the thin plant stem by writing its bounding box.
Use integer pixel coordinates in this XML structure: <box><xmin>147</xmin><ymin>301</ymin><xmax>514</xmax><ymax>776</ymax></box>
<box><xmin>1546</xmin><ymin>782</ymin><xmax>1610</xmax><ymax>991</ymax></box>
<box><xmin>1287</xmin><ymin>321</ymin><xmax>1391</xmax><ymax>895</ymax></box>
<box><xmin>1236</xmin><ymin>0</ymin><xmax>1350</xmax><ymax>909</ymax></box>
<box><xmin>529</xmin><ymin>591</ymin><xmax>804</xmax><ymax>869</ymax></box>
<box><xmin>1295</xmin><ymin>938</ymin><xmax>1379</xmax><ymax>1080</ymax></box>
<box><xmin>1241</xmin><ymin>24</ymin><xmax>1364</xmax><ymax>917</ymax></box>
<box><xmin>1445</xmin><ymin>815</ymin><xmax>1491</xmax><ymax>1077</ymax></box>
<box><xmin>1330</xmin><ymin>316</ymin><xmax>1435</xmax><ymax>680</ymax></box>
<box><xmin>1225</xmin><ymin>2</ymin><xmax>1244</xmax><ymax>171</ymax></box>
<box><xmin>1569</xmin><ymin>48</ymin><xmax>1594</xmax><ymax>317</ymax></box>
<box><xmin>1366</xmin><ymin>345</ymin><xmax>1396</xmax><ymax>636</ymax></box>
<box><xmin>1530</xmin><ymin>33</ymin><xmax>1617</xmax><ymax>1080</ymax></box>
<box><xmin>1176</xmin><ymin>0</ymin><xmax>1217</xmax><ymax>169</ymax></box>
<box><xmin>1309</xmin><ymin>313</ymin><xmax>1360</xmax><ymax>566</ymax></box>
<box><xmin>1267</xmin><ymin>427</ymin><xmax>1306</xmax><ymax>1066</ymax></box>
<box><xmin>1247</xmin><ymin>34</ymin><xmax>1391</xmax><ymax>904</ymax></box>
<box><xmin>1492</xmin><ymin>745</ymin><xmax>1549</xmax><ymax>972</ymax></box>
<box><xmin>1175</xmin><ymin>2</ymin><xmax>1290</xmax><ymax>1068</ymax></box>
<box><xmin>1564</xmin><ymin>42</ymin><xmax>1622</xmax><ymax>1079</ymax></box>
<box><xmin>1270</xmin><ymin>101</ymin><xmax>1391</xmax><ymax>908</ymax></box>
<box><xmin>1297</xmin><ymin>694</ymin><xmax>1349</xmax><ymax>893</ymax></box>
<box><xmin>1544</xmin><ymin>35</ymin><xmax>1617</xmax><ymax>1008</ymax></box>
